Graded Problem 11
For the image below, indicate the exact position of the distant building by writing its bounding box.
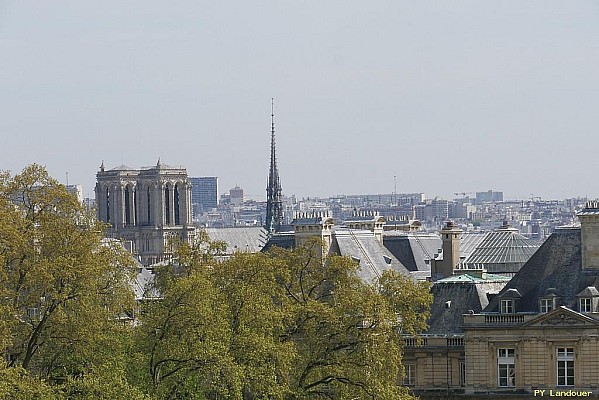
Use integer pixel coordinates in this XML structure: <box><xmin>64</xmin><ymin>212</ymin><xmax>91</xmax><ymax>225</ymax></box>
<box><xmin>229</xmin><ymin>186</ymin><xmax>244</xmax><ymax>206</ymax></box>
<box><xmin>414</xmin><ymin>197</ymin><xmax>449</xmax><ymax>225</ymax></box>
<box><xmin>475</xmin><ymin>190</ymin><xmax>503</xmax><ymax>204</ymax></box>
<box><xmin>190</xmin><ymin>176</ymin><xmax>218</xmax><ymax>216</ymax></box>
<box><xmin>95</xmin><ymin>160</ymin><xmax>195</xmax><ymax>265</ymax></box>
<box><xmin>65</xmin><ymin>184</ymin><xmax>83</xmax><ymax>203</ymax></box>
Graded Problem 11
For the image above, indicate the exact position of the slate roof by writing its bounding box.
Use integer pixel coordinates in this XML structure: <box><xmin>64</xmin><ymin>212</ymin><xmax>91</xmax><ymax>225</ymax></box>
<box><xmin>383</xmin><ymin>232</ymin><xmax>440</xmax><ymax>272</ymax></box>
<box><xmin>261</xmin><ymin>231</ymin><xmax>296</xmax><ymax>251</ymax></box>
<box><xmin>132</xmin><ymin>267</ymin><xmax>160</xmax><ymax>301</ymax></box>
<box><xmin>205</xmin><ymin>226</ymin><xmax>268</xmax><ymax>254</ymax></box>
<box><xmin>459</xmin><ymin>232</ymin><xmax>488</xmax><ymax>259</ymax></box>
<box><xmin>458</xmin><ymin>228</ymin><xmax>541</xmax><ymax>274</ymax></box>
<box><xmin>427</xmin><ymin>274</ymin><xmax>509</xmax><ymax>334</ymax></box>
<box><xmin>262</xmin><ymin>228</ymin><xmax>413</xmax><ymax>282</ymax></box>
<box><xmin>333</xmin><ymin>229</ymin><xmax>411</xmax><ymax>283</ymax></box>
<box><xmin>484</xmin><ymin>227</ymin><xmax>599</xmax><ymax>313</ymax></box>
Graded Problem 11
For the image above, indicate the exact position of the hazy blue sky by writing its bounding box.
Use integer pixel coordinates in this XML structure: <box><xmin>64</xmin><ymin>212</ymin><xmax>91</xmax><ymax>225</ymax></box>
<box><xmin>1</xmin><ymin>1</ymin><xmax>598</xmax><ymax>201</ymax></box>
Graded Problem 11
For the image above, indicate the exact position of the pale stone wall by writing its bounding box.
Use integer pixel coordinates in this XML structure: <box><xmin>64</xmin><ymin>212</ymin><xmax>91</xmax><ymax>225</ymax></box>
<box><xmin>464</xmin><ymin>336</ymin><xmax>490</xmax><ymax>388</ymax></box>
<box><xmin>520</xmin><ymin>337</ymin><xmax>548</xmax><ymax>387</ymax></box>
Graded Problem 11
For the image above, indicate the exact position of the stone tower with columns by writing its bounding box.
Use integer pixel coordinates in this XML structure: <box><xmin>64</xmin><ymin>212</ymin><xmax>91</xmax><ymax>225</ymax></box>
<box><xmin>95</xmin><ymin>160</ymin><xmax>195</xmax><ymax>266</ymax></box>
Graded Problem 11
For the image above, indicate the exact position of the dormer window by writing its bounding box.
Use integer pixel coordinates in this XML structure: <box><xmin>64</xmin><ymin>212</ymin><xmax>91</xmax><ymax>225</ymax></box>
<box><xmin>540</xmin><ymin>298</ymin><xmax>554</xmax><ymax>313</ymax></box>
<box><xmin>540</xmin><ymin>288</ymin><xmax>560</xmax><ymax>314</ymax></box>
<box><xmin>501</xmin><ymin>299</ymin><xmax>514</xmax><ymax>314</ymax></box>
<box><xmin>498</xmin><ymin>288</ymin><xmax>521</xmax><ymax>314</ymax></box>
<box><xmin>576</xmin><ymin>286</ymin><xmax>599</xmax><ymax>313</ymax></box>
<box><xmin>580</xmin><ymin>298</ymin><xmax>592</xmax><ymax>313</ymax></box>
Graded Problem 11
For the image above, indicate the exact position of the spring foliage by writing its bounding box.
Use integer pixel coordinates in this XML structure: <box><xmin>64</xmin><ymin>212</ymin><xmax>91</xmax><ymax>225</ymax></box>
<box><xmin>0</xmin><ymin>165</ymin><xmax>432</xmax><ymax>399</ymax></box>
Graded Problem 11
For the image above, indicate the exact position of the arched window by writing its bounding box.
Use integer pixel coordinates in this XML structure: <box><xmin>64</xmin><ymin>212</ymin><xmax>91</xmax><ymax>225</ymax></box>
<box><xmin>133</xmin><ymin>187</ymin><xmax>137</xmax><ymax>225</ymax></box>
<box><xmin>174</xmin><ymin>184</ymin><xmax>181</xmax><ymax>225</ymax></box>
<box><xmin>147</xmin><ymin>186</ymin><xmax>151</xmax><ymax>224</ymax></box>
<box><xmin>165</xmin><ymin>186</ymin><xmax>170</xmax><ymax>225</ymax></box>
<box><xmin>124</xmin><ymin>186</ymin><xmax>131</xmax><ymax>225</ymax></box>
<box><xmin>106</xmin><ymin>187</ymin><xmax>111</xmax><ymax>223</ymax></box>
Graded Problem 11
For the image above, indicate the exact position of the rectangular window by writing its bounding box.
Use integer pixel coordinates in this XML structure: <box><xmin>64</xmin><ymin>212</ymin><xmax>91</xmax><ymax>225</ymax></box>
<box><xmin>557</xmin><ymin>348</ymin><xmax>574</xmax><ymax>386</ymax></box>
<box><xmin>580</xmin><ymin>298</ymin><xmax>592</xmax><ymax>313</ymax></box>
<box><xmin>540</xmin><ymin>298</ymin><xmax>553</xmax><ymax>313</ymax></box>
<box><xmin>498</xmin><ymin>348</ymin><xmax>515</xmax><ymax>387</ymax></box>
<box><xmin>500</xmin><ymin>299</ymin><xmax>514</xmax><ymax>314</ymax></box>
<box><xmin>403</xmin><ymin>363</ymin><xmax>415</xmax><ymax>386</ymax></box>
<box><xmin>460</xmin><ymin>361</ymin><xmax>466</xmax><ymax>387</ymax></box>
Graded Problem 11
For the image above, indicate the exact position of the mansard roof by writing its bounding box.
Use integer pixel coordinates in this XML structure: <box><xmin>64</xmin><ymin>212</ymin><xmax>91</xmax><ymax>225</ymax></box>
<box><xmin>484</xmin><ymin>227</ymin><xmax>599</xmax><ymax>313</ymax></box>
<box><xmin>427</xmin><ymin>275</ymin><xmax>509</xmax><ymax>334</ymax></box>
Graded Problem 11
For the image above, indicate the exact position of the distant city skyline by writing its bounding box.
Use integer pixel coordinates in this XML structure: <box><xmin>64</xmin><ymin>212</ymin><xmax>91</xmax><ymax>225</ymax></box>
<box><xmin>2</xmin><ymin>2</ymin><xmax>598</xmax><ymax>201</ymax></box>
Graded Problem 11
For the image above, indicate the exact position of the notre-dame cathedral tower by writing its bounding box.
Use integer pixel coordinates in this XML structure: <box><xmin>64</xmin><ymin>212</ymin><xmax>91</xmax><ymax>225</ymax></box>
<box><xmin>95</xmin><ymin>159</ymin><xmax>195</xmax><ymax>266</ymax></box>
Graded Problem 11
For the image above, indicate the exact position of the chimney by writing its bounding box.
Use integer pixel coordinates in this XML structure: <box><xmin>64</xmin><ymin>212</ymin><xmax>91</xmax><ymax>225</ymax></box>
<box><xmin>578</xmin><ymin>201</ymin><xmax>599</xmax><ymax>270</ymax></box>
<box><xmin>432</xmin><ymin>220</ymin><xmax>462</xmax><ymax>280</ymax></box>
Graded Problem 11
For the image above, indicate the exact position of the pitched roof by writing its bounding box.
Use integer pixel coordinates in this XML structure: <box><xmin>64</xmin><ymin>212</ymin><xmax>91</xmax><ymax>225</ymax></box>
<box><xmin>132</xmin><ymin>267</ymin><xmax>160</xmax><ymax>301</ymax></box>
<box><xmin>383</xmin><ymin>232</ymin><xmax>439</xmax><ymax>272</ymax></box>
<box><xmin>333</xmin><ymin>229</ymin><xmax>411</xmax><ymax>283</ymax></box>
<box><xmin>205</xmin><ymin>226</ymin><xmax>268</xmax><ymax>254</ymax></box>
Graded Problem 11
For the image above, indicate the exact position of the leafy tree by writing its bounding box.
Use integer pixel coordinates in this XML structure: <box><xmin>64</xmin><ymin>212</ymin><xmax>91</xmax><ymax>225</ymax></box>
<box><xmin>212</xmin><ymin>252</ymin><xmax>295</xmax><ymax>399</ymax></box>
<box><xmin>135</xmin><ymin>237</ymin><xmax>239</xmax><ymax>399</ymax></box>
<box><xmin>62</xmin><ymin>361</ymin><xmax>153</xmax><ymax>400</ymax></box>
<box><xmin>0</xmin><ymin>165</ymin><xmax>136</xmax><ymax>382</ymax></box>
<box><xmin>271</xmin><ymin>239</ymin><xmax>428</xmax><ymax>399</ymax></box>
<box><xmin>0</xmin><ymin>365</ymin><xmax>60</xmax><ymax>399</ymax></box>
<box><xmin>135</xmin><ymin>236</ymin><xmax>431</xmax><ymax>399</ymax></box>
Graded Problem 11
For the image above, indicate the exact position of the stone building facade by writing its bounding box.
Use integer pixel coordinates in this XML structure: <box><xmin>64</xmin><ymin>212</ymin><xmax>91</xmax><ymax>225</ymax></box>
<box><xmin>95</xmin><ymin>160</ymin><xmax>195</xmax><ymax>265</ymax></box>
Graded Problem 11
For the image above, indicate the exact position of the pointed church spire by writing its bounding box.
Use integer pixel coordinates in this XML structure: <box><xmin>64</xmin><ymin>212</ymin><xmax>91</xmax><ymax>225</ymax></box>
<box><xmin>265</xmin><ymin>98</ymin><xmax>283</xmax><ymax>235</ymax></box>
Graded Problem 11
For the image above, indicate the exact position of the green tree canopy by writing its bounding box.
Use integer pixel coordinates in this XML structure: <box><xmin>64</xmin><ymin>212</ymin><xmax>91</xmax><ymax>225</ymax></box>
<box><xmin>136</xmin><ymin>237</ymin><xmax>430</xmax><ymax>399</ymax></box>
<box><xmin>0</xmin><ymin>165</ymin><xmax>136</xmax><ymax>381</ymax></box>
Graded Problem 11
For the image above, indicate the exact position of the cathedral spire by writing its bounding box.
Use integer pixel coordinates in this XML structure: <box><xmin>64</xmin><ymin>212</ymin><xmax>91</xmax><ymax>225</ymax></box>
<box><xmin>265</xmin><ymin>98</ymin><xmax>283</xmax><ymax>235</ymax></box>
